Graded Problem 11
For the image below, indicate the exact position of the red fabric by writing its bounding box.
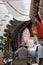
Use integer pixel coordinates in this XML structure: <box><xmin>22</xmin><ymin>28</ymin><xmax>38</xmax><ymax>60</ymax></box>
<box><xmin>37</xmin><ymin>20</ymin><xmax>43</xmax><ymax>38</ymax></box>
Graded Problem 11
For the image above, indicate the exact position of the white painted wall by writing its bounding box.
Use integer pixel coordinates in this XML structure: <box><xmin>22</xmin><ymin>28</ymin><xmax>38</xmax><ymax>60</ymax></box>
<box><xmin>0</xmin><ymin>2</ymin><xmax>11</xmax><ymax>36</ymax></box>
<box><xmin>0</xmin><ymin>0</ymin><xmax>32</xmax><ymax>36</ymax></box>
<box><xmin>3</xmin><ymin>0</ymin><xmax>31</xmax><ymax>21</ymax></box>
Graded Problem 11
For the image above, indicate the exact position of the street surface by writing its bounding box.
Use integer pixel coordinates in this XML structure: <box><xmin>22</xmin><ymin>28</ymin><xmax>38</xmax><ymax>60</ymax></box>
<box><xmin>32</xmin><ymin>63</ymin><xmax>38</xmax><ymax>65</ymax></box>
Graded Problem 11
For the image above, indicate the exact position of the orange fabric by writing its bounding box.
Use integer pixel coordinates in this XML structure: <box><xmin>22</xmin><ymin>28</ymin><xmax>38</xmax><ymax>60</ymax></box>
<box><xmin>37</xmin><ymin>20</ymin><xmax>43</xmax><ymax>38</ymax></box>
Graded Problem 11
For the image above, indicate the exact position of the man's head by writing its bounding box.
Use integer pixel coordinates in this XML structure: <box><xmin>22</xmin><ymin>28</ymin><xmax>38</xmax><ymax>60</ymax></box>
<box><xmin>38</xmin><ymin>38</ymin><xmax>43</xmax><ymax>46</ymax></box>
<box><xmin>0</xmin><ymin>48</ymin><xmax>3</xmax><ymax>51</ymax></box>
<box><xmin>20</xmin><ymin>44</ymin><xmax>28</xmax><ymax>48</ymax></box>
<box><xmin>40</xmin><ymin>43</ymin><xmax>43</xmax><ymax>46</ymax></box>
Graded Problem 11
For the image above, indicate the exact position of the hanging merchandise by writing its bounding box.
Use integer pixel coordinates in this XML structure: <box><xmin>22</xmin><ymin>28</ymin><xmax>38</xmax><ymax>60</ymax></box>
<box><xmin>0</xmin><ymin>36</ymin><xmax>4</xmax><ymax>48</ymax></box>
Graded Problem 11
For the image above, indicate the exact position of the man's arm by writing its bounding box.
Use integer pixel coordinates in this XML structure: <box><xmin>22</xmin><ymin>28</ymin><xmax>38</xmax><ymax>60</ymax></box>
<box><xmin>14</xmin><ymin>48</ymin><xmax>19</xmax><ymax>57</ymax></box>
